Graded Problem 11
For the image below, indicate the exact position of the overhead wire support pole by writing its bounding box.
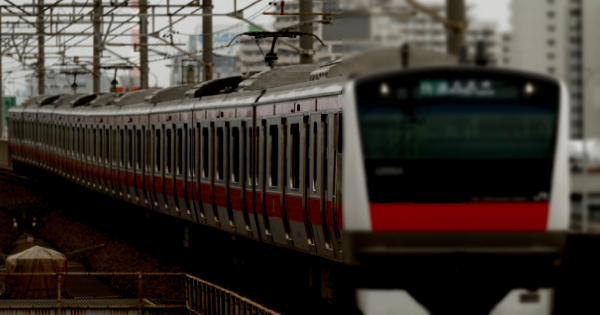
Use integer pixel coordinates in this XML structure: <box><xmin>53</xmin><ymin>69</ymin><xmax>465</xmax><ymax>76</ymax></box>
<box><xmin>0</xmin><ymin>7</ymin><xmax>3</xmax><ymax>139</ymax></box>
<box><xmin>37</xmin><ymin>0</ymin><xmax>45</xmax><ymax>94</ymax></box>
<box><xmin>202</xmin><ymin>0</ymin><xmax>213</xmax><ymax>82</ymax></box>
<box><xmin>446</xmin><ymin>0</ymin><xmax>466</xmax><ymax>56</ymax></box>
<box><xmin>139</xmin><ymin>0</ymin><xmax>149</xmax><ymax>89</ymax></box>
<box><xmin>299</xmin><ymin>0</ymin><xmax>313</xmax><ymax>64</ymax></box>
<box><xmin>93</xmin><ymin>0</ymin><xmax>103</xmax><ymax>93</ymax></box>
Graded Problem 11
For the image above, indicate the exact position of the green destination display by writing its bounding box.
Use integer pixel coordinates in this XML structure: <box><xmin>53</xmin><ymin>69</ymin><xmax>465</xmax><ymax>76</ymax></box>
<box><xmin>415</xmin><ymin>79</ymin><xmax>520</xmax><ymax>99</ymax></box>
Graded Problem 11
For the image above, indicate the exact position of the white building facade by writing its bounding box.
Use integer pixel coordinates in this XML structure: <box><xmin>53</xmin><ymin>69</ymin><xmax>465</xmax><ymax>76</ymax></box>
<box><xmin>511</xmin><ymin>0</ymin><xmax>600</xmax><ymax>139</ymax></box>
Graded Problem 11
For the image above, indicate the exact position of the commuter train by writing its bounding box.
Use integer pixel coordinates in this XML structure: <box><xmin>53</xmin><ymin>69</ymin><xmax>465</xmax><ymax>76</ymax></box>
<box><xmin>7</xmin><ymin>47</ymin><xmax>570</xmax><ymax>264</ymax></box>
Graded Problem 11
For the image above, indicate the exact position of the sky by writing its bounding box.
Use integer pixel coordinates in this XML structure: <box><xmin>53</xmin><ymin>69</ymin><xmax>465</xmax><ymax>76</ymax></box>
<box><xmin>2</xmin><ymin>0</ymin><xmax>513</xmax><ymax>96</ymax></box>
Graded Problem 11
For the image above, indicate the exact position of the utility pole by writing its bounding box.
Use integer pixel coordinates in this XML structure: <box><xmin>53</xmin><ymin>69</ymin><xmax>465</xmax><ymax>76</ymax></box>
<box><xmin>93</xmin><ymin>0</ymin><xmax>103</xmax><ymax>93</ymax></box>
<box><xmin>139</xmin><ymin>0</ymin><xmax>149</xmax><ymax>89</ymax></box>
<box><xmin>0</xmin><ymin>8</ymin><xmax>3</xmax><ymax>139</ymax></box>
<box><xmin>299</xmin><ymin>0</ymin><xmax>314</xmax><ymax>64</ymax></box>
<box><xmin>202</xmin><ymin>0</ymin><xmax>213</xmax><ymax>82</ymax></box>
<box><xmin>446</xmin><ymin>0</ymin><xmax>466</xmax><ymax>56</ymax></box>
<box><xmin>37</xmin><ymin>0</ymin><xmax>45</xmax><ymax>94</ymax></box>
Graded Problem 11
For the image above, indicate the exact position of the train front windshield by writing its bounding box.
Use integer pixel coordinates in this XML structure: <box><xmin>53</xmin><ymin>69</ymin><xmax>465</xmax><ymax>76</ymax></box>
<box><xmin>356</xmin><ymin>69</ymin><xmax>560</xmax><ymax>203</ymax></box>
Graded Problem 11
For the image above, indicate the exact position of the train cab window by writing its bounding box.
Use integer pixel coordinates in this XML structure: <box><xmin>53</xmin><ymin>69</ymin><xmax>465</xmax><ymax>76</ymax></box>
<box><xmin>166</xmin><ymin>127</ymin><xmax>172</xmax><ymax>174</ymax></box>
<box><xmin>136</xmin><ymin>128</ymin><xmax>142</xmax><ymax>170</ymax></box>
<box><xmin>156</xmin><ymin>128</ymin><xmax>162</xmax><ymax>172</ymax></box>
<box><xmin>216</xmin><ymin>127</ymin><xmax>224</xmax><ymax>180</ymax></box>
<box><xmin>232</xmin><ymin>127</ymin><xmax>240</xmax><ymax>183</ymax></box>
<box><xmin>202</xmin><ymin>127</ymin><xmax>209</xmax><ymax>178</ymax></box>
<box><xmin>177</xmin><ymin>127</ymin><xmax>183</xmax><ymax>175</ymax></box>
<box><xmin>269</xmin><ymin>124</ymin><xmax>279</xmax><ymax>187</ymax></box>
<box><xmin>290</xmin><ymin>124</ymin><xmax>300</xmax><ymax>189</ymax></box>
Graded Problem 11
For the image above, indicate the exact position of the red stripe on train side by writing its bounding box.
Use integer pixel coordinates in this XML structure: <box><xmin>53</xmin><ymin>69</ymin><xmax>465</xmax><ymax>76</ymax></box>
<box><xmin>284</xmin><ymin>195</ymin><xmax>304</xmax><ymax>222</ymax></box>
<box><xmin>370</xmin><ymin>202</ymin><xmax>549</xmax><ymax>232</ymax></box>
<box><xmin>214</xmin><ymin>185</ymin><xmax>228</xmax><ymax>208</ymax></box>
<box><xmin>229</xmin><ymin>187</ymin><xmax>243</xmax><ymax>212</ymax></box>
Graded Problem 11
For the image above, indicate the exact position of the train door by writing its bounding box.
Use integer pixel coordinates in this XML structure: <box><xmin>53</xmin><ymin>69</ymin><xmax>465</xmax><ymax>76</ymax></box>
<box><xmin>285</xmin><ymin>115</ymin><xmax>314</xmax><ymax>252</ymax></box>
<box><xmin>264</xmin><ymin>118</ymin><xmax>291</xmax><ymax>246</ymax></box>
<box><xmin>127</xmin><ymin>123</ymin><xmax>138</xmax><ymax>204</ymax></box>
<box><xmin>229</xmin><ymin>120</ymin><xmax>251</xmax><ymax>236</ymax></box>
<box><xmin>164</xmin><ymin>122</ymin><xmax>178</xmax><ymax>214</ymax></box>
<box><xmin>153</xmin><ymin>122</ymin><xmax>168</xmax><ymax>213</ymax></box>
<box><xmin>106</xmin><ymin>124</ymin><xmax>116</xmax><ymax>196</ymax></box>
<box><xmin>84</xmin><ymin>123</ymin><xmax>92</xmax><ymax>189</ymax></box>
<box><xmin>213</xmin><ymin>120</ymin><xmax>235</xmax><ymax>232</ymax></box>
<box><xmin>143</xmin><ymin>124</ymin><xmax>156</xmax><ymax>210</ymax></box>
<box><xmin>134</xmin><ymin>124</ymin><xmax>146</xmax><ymax>205</ymax></box>
<box><xmin>187</xmin><ymin>121</ymin><xmax>203</xmax><ymax>224</ymax></box>
<box><xmin>244</xmin><ymin>121</ymin><xmax>260</xmax><ymax>240</ymax></box>
<box><xmin>97</xmin><ymin>121</ymin><xmax>105</xmax><ymax>193</ymax></box>
<box><xmin>200</xmin><ymin>121</ymin><xmax>220</xmax><ymax>228</ymax></box>
<box><xmin>119</xmin><ymin>123</ymin><xmax>129</xmax><ymax>201</ymax></box>
<box><xmin>175</xmin><ymin>120</ymin><xmax>195</xmax><ymax>221</ymax></box>
<box><xmin>113</xmin><ymin>121</ymin><xmax>123</xmax><ymax>199</ymax></box>
<box><xmin>255</xmin><ymin>120</ymin><xmax>273</xmax><ymax>242</ymax></box>
<box><xmin>326</xmin><ymin>112</ymin><xmax>343</xmax><ymax>257</ymax></box>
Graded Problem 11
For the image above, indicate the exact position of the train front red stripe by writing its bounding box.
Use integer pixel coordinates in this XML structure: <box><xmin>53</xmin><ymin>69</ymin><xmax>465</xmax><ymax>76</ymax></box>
<box><xmin>370</xmin><ymin>202</ymin><xmax>549</xmax><ymax>232</ymax></box>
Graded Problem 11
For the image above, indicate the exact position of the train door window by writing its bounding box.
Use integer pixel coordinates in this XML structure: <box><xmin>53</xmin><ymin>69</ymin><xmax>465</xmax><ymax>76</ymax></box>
<box><xmin>177</xmin><ymin>127</ymin><xmax>183</xmax><ymax>175</ymax></box>
<box><xmin>98</xmin><ymin>127</ymin><xmax>103</xmax><ymax>162</ymax></box>
<box><xmin>92</xmin><ymin>128</ymin><xmax>96</xmax><ymax>161</ymax></box>
<box><xmin>105</xmin><ymin>129</ymin><xmax>110</xmax><ymax>163</ymax></box>
<box><xmin>128</xmin><ymin>128</ymin><xmax>133</xmax><ymax>168</ymax></box>
<box><xmin>189</xmin><ymin>124</ymin><xmax>196</xmax><ymax>177</ymax></box>
<box><xmin>82</xmin><ymin>127</ymin><xmax>86</xmax><ymax>158</ymax></box>
<box><xmin>323</xmin><ymin>116</ymin><xmax>329</xmax><ymax>191</ymax></box>
<box><xmin>312</xmin><ymin>122</ymin><xmax>318</xmax><ymax>191</ymax></box>
<box><xmin>290</xmin><ymin>123</ymin><xmax>301</xmax><ymax>190</ymax></box>
<box><xmin>156</xmin><ymin>128</ymin><xmax>162</xmax><ymax>172</ymax></box>
<box><xmin>269</xmin><ymin>124</ymin><xmax>279</xmax><ymax>187</ymax></box>
<box><xmin>232</xmin><ymin>127</ymin><xmax>240</xmax><ymax>183</ymax></box>
<box><xmin>113</xmin><ymin>128</ymin><xmax>118</xmax><ymax>165</ymax></box>
<box><xmin>216</xmin><ymin>127</ymin><xmax>224</xmax><ymax>180</ymax></box>
<box><xmin>120</xmin><ymin>128</ymin><xmax>125</xmax><ymax>167</ymax></box>
<box><xmin>338</xmin><ymin>113</ymin><xmax>343</xmax><ymax>153</ymax></box>
<box><xmin>202</xmin><ymin>127</ymin><xmax>209</xmax><ymax>178</ymax></box>
<box><xmin>166</xmin><ymin>126</ymin><xmax>172</xmax><ymax>174</ymax></box>
<box><xmin>136</xmin><ymin>128</ymin><xmax>142</xmax><ymax>170</ymax></box>
<box><xmin>246</xmin><ymin>126</ymin><xmax>253</xmax><ymax>185</ymax></box>
<box><xmin>146</xmin><ymin>128</ymin><xmax>152</xmax><ymax>171</ymax></box>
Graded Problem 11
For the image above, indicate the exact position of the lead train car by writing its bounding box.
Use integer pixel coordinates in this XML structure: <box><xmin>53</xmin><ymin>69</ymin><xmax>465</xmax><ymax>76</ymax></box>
<box><xmin>8</xmin><ymin>63</ymin><xmax>345</xmax><ymax>260</ymax></box>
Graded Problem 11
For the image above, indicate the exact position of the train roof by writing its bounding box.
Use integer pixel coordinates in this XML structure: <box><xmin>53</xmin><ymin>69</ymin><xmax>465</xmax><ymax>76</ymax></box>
<box><xmin>114</xmin><ymin>89</ymin><xmax>159</xmax><ymax>107</ymax></box>
<box><xmin>238</xmin><ymin>64</ymin><xmax>320</xmax><ymax>91</ymax></box>
<box><xmin>145</xmin><ymin>84</ymin><xmax>196</xmax><ymax>105</ymax></box>
<box><xmin>89</xmin><ymin>92</ymin><xmax>123</xmax><ymax>107</ymax></box>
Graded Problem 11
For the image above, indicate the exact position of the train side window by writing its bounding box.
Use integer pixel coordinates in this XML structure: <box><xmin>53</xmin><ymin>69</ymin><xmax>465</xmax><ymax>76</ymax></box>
<box><xmin>156</xmin><ymin>128</ymin><xmax>162</xmax><ymax>172</ymax></box>
<box><xmin>290</xmin><ymin>123</ymin><xmax>300</xmax><ymax>189</ymax></box>
<box><xmin>177</xmin><ymin>127</ymin><xmax>183</xmax><ymax>175</ymax></box>
<box><xmin>189</xmin><ymin>124</ymin><xmax>195</xmax><ymax>177</ymax></box>
<box><xmin>105</xmin><ymin>129</ymin><xmax>110</xmax><ymax>163</ymax></box>
<box><xmin>92</xmin><ymin>128</ymin><xmax>96</xmax><ymax>161</ymax></box>
<box><xmin>216</xmin><ymin>127</ymin><xmax>224</xmax><ymax>180</ymax></box>
<box><xmin>166</xmin><ymin>127</ymin><xmax>172</xmax><ymax>174</ymax></box>
<box><xmin>323</xmin><ymin>116</ymin><xmax>329</xmax><ymax>190</ymax></box>
<box><xmin>232</xmin><ymin>127</ymin><xmax>240</xmax><ymax>183</ymax></box>
<box><xmin>98</xmin><ymin>128</ymin><xmax>103</xmax><ymax>162</ymax></box>
<box><xmin>202</xmin><ymin>127</ymin><xmax>209</xmax><ymax>178</ymax></box>
<box><xmin>269</xmin><ymin>124</ymin><xmax>279</xmax><ymax>187</ymax></box>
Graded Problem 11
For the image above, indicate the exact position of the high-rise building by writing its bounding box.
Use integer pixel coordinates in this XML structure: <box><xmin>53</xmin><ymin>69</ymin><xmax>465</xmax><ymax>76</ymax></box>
<box><xmin>511</xmin><ymin>0</ymin><xmax>600</xmax><ymax>139</ymax></box>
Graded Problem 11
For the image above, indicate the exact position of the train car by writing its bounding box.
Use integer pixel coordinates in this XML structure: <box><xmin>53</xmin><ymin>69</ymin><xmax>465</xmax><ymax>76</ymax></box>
<box><xmin>7</xmin><ymin>46</ymin><xmax>570</xmax><ymax>269</ymax></box>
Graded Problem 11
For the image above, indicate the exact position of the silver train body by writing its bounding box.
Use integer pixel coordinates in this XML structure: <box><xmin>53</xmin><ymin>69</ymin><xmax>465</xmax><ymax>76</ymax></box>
<box><xmin>8</xmin><ymin>47</ymin><xmax>570</xmax><ymax>264</ymax></box>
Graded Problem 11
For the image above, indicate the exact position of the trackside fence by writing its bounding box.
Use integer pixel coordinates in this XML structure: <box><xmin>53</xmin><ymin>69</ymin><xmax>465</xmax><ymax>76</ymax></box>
<box><xmin>186</xmin><ymin>274</ymin><xmax>282</xmax><ymax>315</ymax></box>
<box><xmin>0</xmin><ymin>272</ymin><xmax>281</xmax><ymax>315</ymax></box>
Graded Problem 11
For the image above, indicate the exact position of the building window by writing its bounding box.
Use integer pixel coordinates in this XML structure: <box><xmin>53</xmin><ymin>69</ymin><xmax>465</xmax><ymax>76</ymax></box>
<box><xmin>548</xmin><ymin>39</ymin><xmax>555</xmax><ymax>46</ymax></box>
<box><xmin>548</xmin><ymin>53</ymin><xmax>555</xmax><ymax>60</ymax></box>
<box><xmin>547</xmin><ymin>11</ymin><xmax>555</xmax><ymax>18</ymax></box>
<box><xmin>548</xmin><ymin>67</ymin><xmax>555</xmax><ymax>74</ymax></box>
<box><xmin>571</xmin><ymin>9</ymin><xmax>581</xmax><ymax>16</ymax></box>
<box><xmin>548</xmin><ymin>25</ymin><xmax>555</xmax><ymax>32</ymax></box>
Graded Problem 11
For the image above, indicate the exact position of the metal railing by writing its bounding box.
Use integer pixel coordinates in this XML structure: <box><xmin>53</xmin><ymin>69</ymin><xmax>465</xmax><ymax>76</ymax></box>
<box><xmin>0</xmin><ymin>272</ymin><xmax>281</xmax><ymax>315</ymax></box>
<box><xmin>186</xmin><ymin>274</ymin><xmax>282</xmax><ymax>315</ymax></box>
